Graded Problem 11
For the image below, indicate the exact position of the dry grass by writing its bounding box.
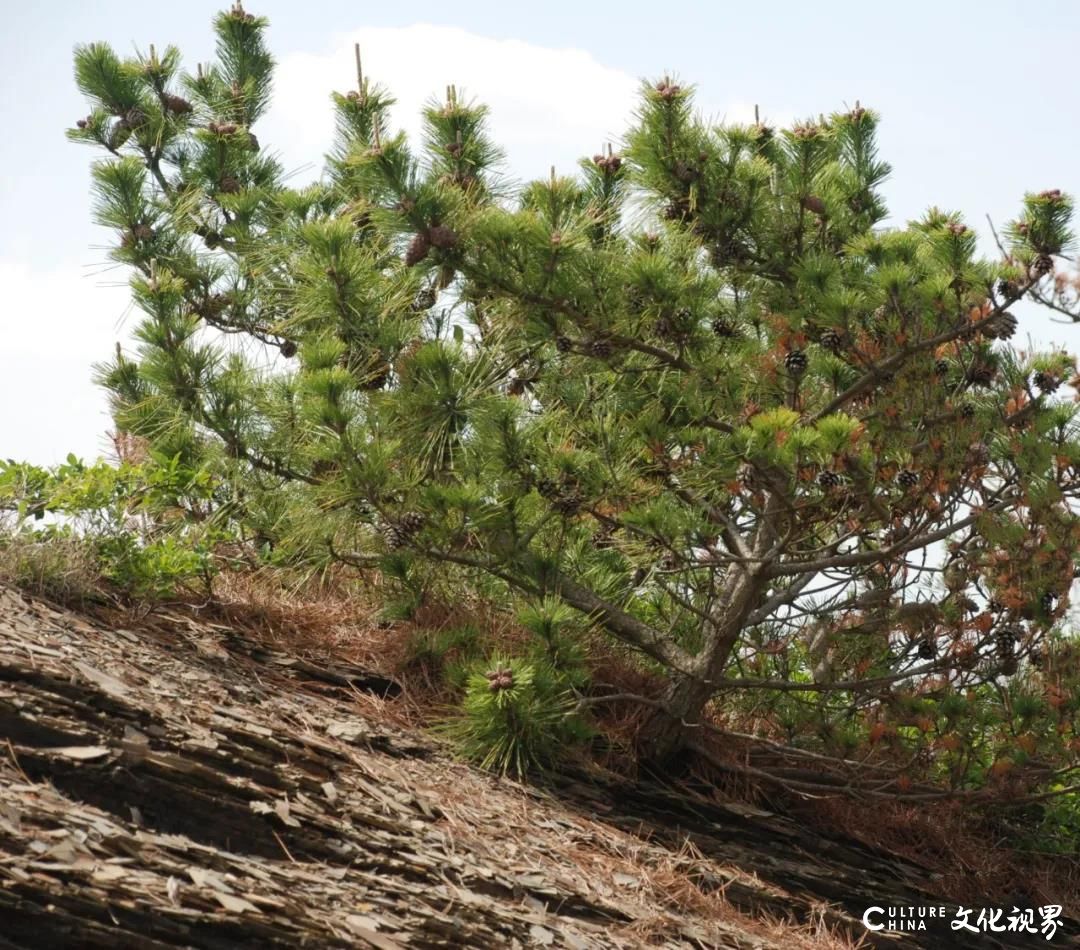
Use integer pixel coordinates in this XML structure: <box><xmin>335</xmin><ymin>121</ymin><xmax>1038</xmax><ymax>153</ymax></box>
<box><xmin>0</xmin><ymin>533</ymin><xmax>105</xmax><ymax>607</ymax></box>
<box><xmin>201</xmin><ymin>566</ymin><xmax>536</xmax><ymax>730</ymax></box>
<box><xmin>793</xmin><ymin>796</ymin><xmax>1080</xmax><ymax>917</ymax></box>
<box><xmin>203</xmin><ymin>567</ymin><xmax>665</xmax><ymax>744</ymax></box>
<box><xmin>421</xmin><ymin>754</ymin><xmax>867</xmax><ymax>949</ymax></box>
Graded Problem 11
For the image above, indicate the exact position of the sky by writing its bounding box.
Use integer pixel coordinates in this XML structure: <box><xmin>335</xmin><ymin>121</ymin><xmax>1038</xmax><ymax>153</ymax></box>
<box><xmin>4</xmin><ymin>0</ymin><xmax>1080</xmax><ymax>465</ymax></box>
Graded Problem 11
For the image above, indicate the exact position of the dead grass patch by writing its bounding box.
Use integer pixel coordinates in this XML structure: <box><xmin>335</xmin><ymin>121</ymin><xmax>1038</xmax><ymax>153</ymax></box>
<box><xmin>0</xmin><ymin>534</ymin><xmax>105</xmax><ymax>607</ymax></box>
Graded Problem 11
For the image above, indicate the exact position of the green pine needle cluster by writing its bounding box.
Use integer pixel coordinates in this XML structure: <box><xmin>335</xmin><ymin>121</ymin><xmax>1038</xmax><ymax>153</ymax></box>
<box><xmin>440</xmin><ymin>654</ymin><xmax>588</xmax><ymax>776</ymax></box>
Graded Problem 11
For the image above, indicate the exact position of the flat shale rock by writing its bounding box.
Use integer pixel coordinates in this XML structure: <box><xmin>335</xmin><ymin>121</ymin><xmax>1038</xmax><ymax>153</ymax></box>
<box><xmin>0</xmin><ymin>586</ymin><xmax>1075</xmax><ymax>948</ymax></box>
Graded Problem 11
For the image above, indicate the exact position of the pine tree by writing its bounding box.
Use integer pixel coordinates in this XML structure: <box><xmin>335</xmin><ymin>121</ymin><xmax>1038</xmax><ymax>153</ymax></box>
<box><xmin>72</xmin><ymin>10</ymin><xmax>1080</xmax><ymax>768</ymax></box>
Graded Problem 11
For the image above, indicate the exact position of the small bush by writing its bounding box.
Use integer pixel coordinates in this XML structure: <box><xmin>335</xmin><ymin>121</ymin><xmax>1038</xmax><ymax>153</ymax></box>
<box><xmin>0</xmin><ymin>454</ymin><xmax>225</xmax><ymax>604</ymax></box>
<box><xmin>441</xmin><ymin>654</ymin><xmax>589</xmax><ymax>776</ymax></box>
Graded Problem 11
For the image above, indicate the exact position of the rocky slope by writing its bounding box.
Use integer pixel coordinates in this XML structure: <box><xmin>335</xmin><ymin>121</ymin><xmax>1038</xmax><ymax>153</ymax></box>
<box><xmin>0</xmin><ymin>584</ymin><xmax>1075</xmax><ymax>948</ymax></box>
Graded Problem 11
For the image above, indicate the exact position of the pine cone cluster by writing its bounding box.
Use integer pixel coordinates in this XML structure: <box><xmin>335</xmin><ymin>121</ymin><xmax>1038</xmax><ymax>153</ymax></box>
<box><xmin>405</xmin><ymin>233</ymin><xmax>430</xmax><ymax>266</ymax></box>
<box><xmin>1034</xmin><ymin>371</ymin><xmax>1061</xmax><ymax>394</ymax></box>
<box><xmin>965</xmin><ymin>363</ymin><xmax>996</xmax><ymax>388</ymax></box>
<box><xmin>398</xmin><ymin>510</ymin><xmax>426</xmax><ymax>534</ymax></box>
<box><xmin>662</xmin><ymin>199</ymin><xmax>689</xmax><ymax>221</ymax></box>
<box><xmin>818</xmin><ymin>329</ymin><xmax>844</xmax><ymax>354</ymax></box>
<box><xmin>671</xmin><ymin>160</ymin><xmax>699</xmax><ymax>184</ymax></box>
<box><xmin>751</xmin><ymin>123</ymin><xmax>774</xmax><ymax>143</ymax></box>
<box><xmin>162</xmin><ymin>94</ymin><xmax>193</xmax><ymax>115</ymax></box>
<box><xmin>996</xmin><ymin>627</ymin><xmax>1019</xmax><ymax>660</ymax></box>
<box><xmin>996</xmin><ymin>278</ymin><xmax>1021</xmax><ymax>301</ymax></box>
<box><xmin>485</xmin><ymin>666</ymin><xmax>514</xmax><ymax>692</ymax></box>
<box><xmin>784</xmin><ymin>349</ymin><xmax>808</xmax><ymax>376</ymax></box>
<box><xmin>818</xmin><ymin>470</ymin><xmax>842</xmax><ymax>490</ymax></box>
<box><xmin>551</xmin><ymin>488</ymin><xmax>583</xmax><ymax>516</ymax></box>
<box><xmin>711</xmin><ymin>317</ymin><xmax>737</xmax><ymax>339</ymax></box>
<box><xmin>1040</xmin><ymin>591</ymin><xmax>1058</xmax><ymax>614</ymax></box>
<box><xmin>592</xmin><ymin>152</ymin><xmax>623</xmax><ymax>174</ymax></box>
<box><xmin>193</xmin><ymin>292</ymin><xmax>231</xmax><ymax>319</ymax></box>
<box><xmin>411</xmin><ymin>287</ymin><xmax>437</xmax><ymax>312</ymax></box>
<box><xmin>228</xmin><ymin>2</ymin><xmax>257</xmax><ymax>23</ymax></box>
<box><xmin>654</xmin><ymin>307</ymin><xmax>691</xmax><ymax>341</ymax></box>
<box><xmin>555</xmin><ymin>335</ymin><xmax>574</xmax><ymax>354</ymax></box>
<box><xmin>382</xmin><ymin>511</ymin><xmax>425</xmax><ymax>550</ymax></box>
<box><xmin>587</xmin><ymin>338</ymin><xmax>614</xmax><ymax>359</ymax></box>
<box><xmin>208</xmin><ymin>121</ymin><xmax>238</xmax><ymax>135</ymax></box>
<box><xmin>655</xmin><ymin>79</ymin><xmax>682</xmax><ymax>101</ymax></box>
<box><xmin>279</xmin><ymin>340</ymin><xmax>298</xmax><ymax>359</ymax></box>
<box><xmin>983</xmin><ymin>312</ymin><xmax>1018</xmax><ymax>340</ymax></box>
<box><xmin>1031</xmin><ymin>253</ymin><xmax>1054</xmax><ymax>278</ymax></box>
<box><xmin>917</xmin><ymin>637</ymin><xmax>936</xmax><ymax>660</ymax></box>
<box><xmin>428</xmin><ymin>224</ymin><xmax>459</xmax><ymax>250</ymax></box>
<box><xmin>934</xmin><ymin>359</ymin><xmax>950</xmax><ymax>377</ymax></box>
<box><xmin>404</xmin><ymin>226</ymin><xmax>459</xmax><ymax>266</ymax></box>
<box><xmin>897</xmin><ymin>469</ymin><xmax>919</xmax><ymax>490</ymax></box>
<box><xmin>537</xmin><ymin>478</ymin><xmax>582</xmax><ymax>515</ymax></box>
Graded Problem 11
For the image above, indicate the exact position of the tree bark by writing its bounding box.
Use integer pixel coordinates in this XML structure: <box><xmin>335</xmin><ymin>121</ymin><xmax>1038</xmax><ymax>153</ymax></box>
<box><xmin>639</xmin><ymin>562</ymin><xmax>769</xmax><ymax>767</ymax></box>
<box><xmin>638</xmin><ymin>672</ymin><xmax>723</xmax><ymax>768</ymax></box>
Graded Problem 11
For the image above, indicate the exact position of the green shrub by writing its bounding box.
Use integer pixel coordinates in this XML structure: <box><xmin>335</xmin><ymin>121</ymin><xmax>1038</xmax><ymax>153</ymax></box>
<box><xmin>0</xmin><ymin>454</ymin><xmax>227</xmax><ymax>603</ymax></box>
<box><xmin>441</xmin><ymin>654</ymin><xmax>589</xmax><ymax>776</ymax></box>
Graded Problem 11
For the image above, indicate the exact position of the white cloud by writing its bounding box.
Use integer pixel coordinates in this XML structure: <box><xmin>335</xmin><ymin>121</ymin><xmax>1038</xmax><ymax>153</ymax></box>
<box><xmin>267</xmin><ymin>25</ymin><xmax>641</xmax><ymax>186</ymax></box>
<box><xmin>266</xmin><ymin>27</ymin><xmax>788</xmax><ymax>188</ymax></box>
<box><xmin>1</xmin><ymin>258</ymin><xmax>132</xmax><ymax>465</ymax></box>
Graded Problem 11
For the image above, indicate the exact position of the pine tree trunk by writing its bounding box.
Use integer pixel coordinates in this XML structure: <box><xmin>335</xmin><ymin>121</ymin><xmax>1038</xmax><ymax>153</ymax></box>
<box><xmin>638</xmin><ymin>565</ymin><xmax>768</xmax><ymax>768</ymax></box>
<box><xmin>638</xmin><ymin>673</ymin><xmax>720</xmax><ymax>768</ymax></box>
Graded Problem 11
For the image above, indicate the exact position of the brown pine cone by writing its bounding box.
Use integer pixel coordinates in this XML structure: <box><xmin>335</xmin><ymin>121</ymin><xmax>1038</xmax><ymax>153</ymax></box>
<box><xmin>1031</xmin><ymin>253</ymin><xmax>1054</xmax><ymax>278</ymax></box>
<box><xmin>428</xmin><ymin>225</ymin><xmax>459</xmax><ymax>250</ymax></box>
<box><xmin>162</xmin><ymin>94</ymin><xmax>193</xmax><ymax>115</ymax></box>
<box><xmin>405</xmin><ymin>233</ymin><xmax>431</xmax><ymax>266</ymax></box>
